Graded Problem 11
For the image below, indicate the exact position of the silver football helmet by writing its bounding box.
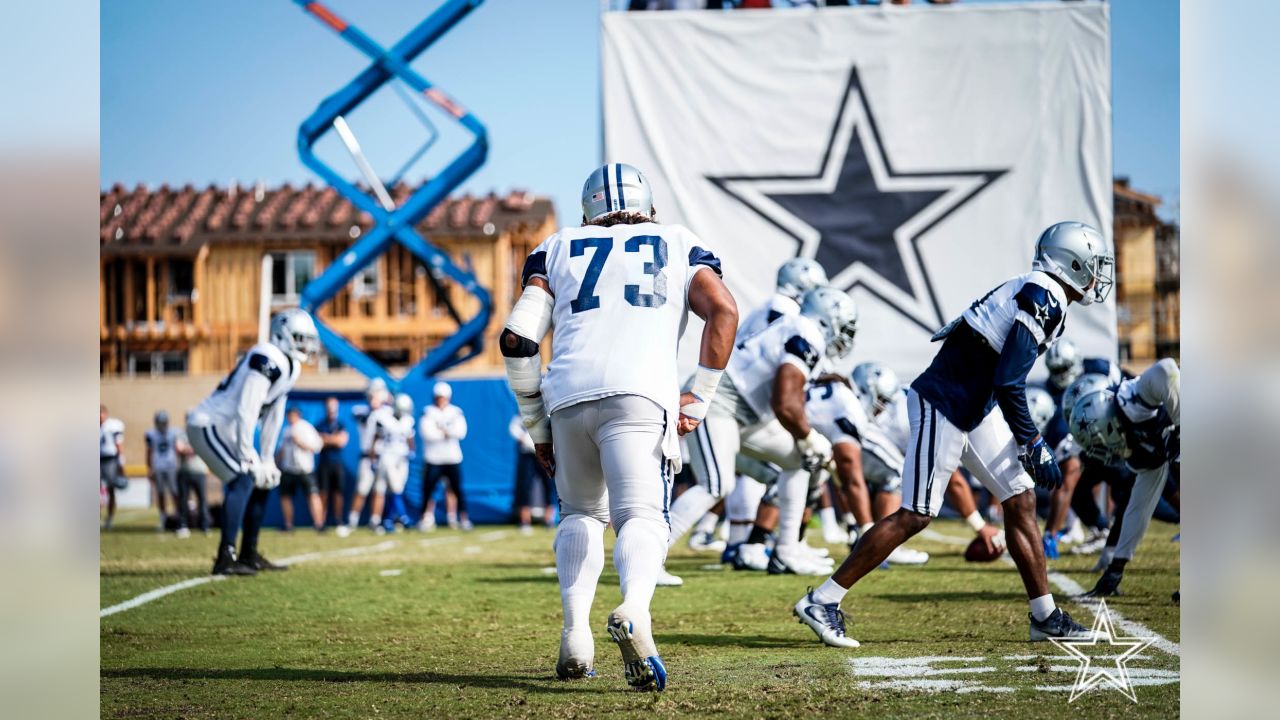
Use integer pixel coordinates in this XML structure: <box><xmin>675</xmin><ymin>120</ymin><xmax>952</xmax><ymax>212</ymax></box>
<box><xmin>1045</xmin><ymin>338</ymin><xmax>1083</xmax><ymax>390</ymax></box>
<box><xmin>851</xmin><ymin>362</ymin><xmax>901</xmax><ymax>415</ymax></box>
<box><xmin>800</xmin><ymin>287</ymin><xmax>858</xmax><ymax>359</ymax></box>
<box><xmin>1068</xmin><ymin>389</ymin><xmax>1128</xmax><ymax>465</ymax></box>
<box><xmin>581</xmin><ymin>163</ymin><xmax>654</xmax><ymax>222</ymax></box>
<box><xmin>1026</xmin><ymin>386</ymin><xmax>1056</xmax><ymax>434</ymax></box>
<box><xmin>776</xmin><ymin>258</ymin><xmax>828</xmax><ymax>300</ymax></box>
<box><xmin>1032</xmin><ymin>221</ymin><xmax>1114</xmax><ymax>305</ymax></box>
<box><xmin>393</xmin><ymin>393</ymin><xmax>413</xmax><ymax>418</ymax></box>
<box><xmin>269</xmin><ymin>308</ymin><xmax>320</xmax><ymax>364</ymax></box>
<box><xmin>1061</xmin><ymin>372</ymin><xmax>1113</xmax><ymax>425</ymax></box>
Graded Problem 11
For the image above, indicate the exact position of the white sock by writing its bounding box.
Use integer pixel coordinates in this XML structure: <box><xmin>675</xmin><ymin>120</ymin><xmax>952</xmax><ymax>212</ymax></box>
<box><xmin>819</xmin><ymin>506</ymin><xmax>838</xmax><ymax>531</ymax></box>
<box><xmin>347</xmin><ymin>511</ymin><xmax>358</xmax><ymax>527</ymax></box>
<box><xmin>728</xmin><ymin>522</ymin><xmax>752</xmax><ymax>545</ymax></box>
<box><xmin>1029</xmin><ymin>594</ymin><xmax>1056</xmax><ymax>622</ymax></box>
<box><xmin>774</xmin><ymin>469</ymin><xmax>810</xmax><ymax>551</ymax></box>
<box><xmin>667</xmin><ymin>485</ymin><xmax>716</xmax><ymax>547</ymax></box>
<box><xmin>614</xmin><ymin>518</ymin><xmax>668</xmax><ymax>624</ymax></box>
<box><xmin>370</xmin><ymin>514</ymin><xmax>381</xmax><ymax>526</ymax></box>
<box><xmin>811</xmin><ymin>577</ymin><xmax>848</xmax><ymax>606</ymax></box>
<box><xmin>694</xmin><ymin>511</ymin><xmax>720</xmax><ymax>536</ymax></box>
<box><xmin>555</xmin><ymin>514</ymin><xmax>606</xmax><ymax>633</ymax></box>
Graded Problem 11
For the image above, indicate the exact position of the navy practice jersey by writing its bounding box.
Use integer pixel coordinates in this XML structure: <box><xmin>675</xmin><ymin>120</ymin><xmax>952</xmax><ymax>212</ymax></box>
<box><xmin>912</xmin><ymin>272</ymin><xmax>1068</xmax><ymax>443</ymax></box>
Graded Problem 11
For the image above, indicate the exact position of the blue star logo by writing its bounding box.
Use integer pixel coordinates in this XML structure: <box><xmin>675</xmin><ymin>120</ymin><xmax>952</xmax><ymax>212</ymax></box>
<box><xmin>708</xmin><ymin>67</ymin><xmax>1006</xmax><ymax>332</ymax></box>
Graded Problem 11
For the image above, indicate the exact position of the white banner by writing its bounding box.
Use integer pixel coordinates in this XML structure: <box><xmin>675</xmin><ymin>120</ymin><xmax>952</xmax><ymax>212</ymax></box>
<box><xmin>602</xmin><ymin>3</ymin><xmax>1113</xmax><ymax>380</ymax></box>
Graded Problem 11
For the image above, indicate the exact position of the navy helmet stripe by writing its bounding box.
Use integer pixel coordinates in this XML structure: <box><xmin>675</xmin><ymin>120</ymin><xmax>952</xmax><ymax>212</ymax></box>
<box><xmin>600</xmin><ymin>165</ymin><xmax>612</xmax><ymax>211</ymax></box>
<box><xmin>615</xmin><ymin>163</ymin><xmax>626</xmax><ymax>210</ymax></box>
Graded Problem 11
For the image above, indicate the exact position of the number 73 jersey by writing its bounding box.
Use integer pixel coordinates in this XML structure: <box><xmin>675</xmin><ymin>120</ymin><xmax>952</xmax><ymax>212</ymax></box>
<box><xmin>522</xmin><ymin>221</ymin><xmax>722</xmax><ymax>416</ymax></box>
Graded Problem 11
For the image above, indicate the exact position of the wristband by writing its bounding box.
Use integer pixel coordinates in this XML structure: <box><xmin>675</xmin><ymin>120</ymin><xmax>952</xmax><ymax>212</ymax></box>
<box><xmin>680</xmin><ymin>365</ymin><xmax>724</xmax><ymax>421</ymax></box>
<box><xmin>965</xmin><ymin>511</ymin><xmax>987</xmax><ymax>534</ymax></box>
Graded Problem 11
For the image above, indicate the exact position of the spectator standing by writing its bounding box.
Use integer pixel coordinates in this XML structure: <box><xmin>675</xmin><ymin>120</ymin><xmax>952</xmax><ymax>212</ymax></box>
<box><xmin>315</xmin><ymin>397</ymin><xmax>350</xmax><ymax>530</ymax></box>
<box><xmin>420</xmin><ymin>382</ymin><xmax>471</xmax><ymax>531</ymax></box>
<box><xmin>175</xmin><ymin>422</ymin><xmax>212</xmax><ymax>535</ymax></box>
<box><xmin>100</xmin><ymin>405</ymin><xmax>126</xmax><ymax>530</ymax></box>
<box><xmin>145</xmin><ymin>410</ymin><xmax>182</xmax><ymax>536</ymax></box>
<box><xmin>277</xmin><ymin>407</ymin><xmax>325</xmax><ymax>532</ymax></box>
<box><xmin>510</xmin><ymin>414</ymin><xmax>555</xmax><ymax>534</ymax></box>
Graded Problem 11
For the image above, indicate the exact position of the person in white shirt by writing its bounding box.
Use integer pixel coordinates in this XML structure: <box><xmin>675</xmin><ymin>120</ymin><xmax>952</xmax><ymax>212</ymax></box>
<box><xmin>100</xmin><ymin>405</ymin><xmax>126</xmax><ymax>530</ymax></box>
<box><xmin>276</xmin><ymin>407</ymin><xmax>325</xmax><ymax>532</ymax></box>
<box><xmin>146</xmin><ymin>410</ymin><xmax>182</xmax><ymax>535</ymax></box>
<box><xmin>511</xmin><ymin>414</ymin><xmax>554</xmax><ymax>534</ymax></box>
<box><xmin>374</xmin><ymin>393</ymin><xmax>416</xmax><ymax>534</ymax></box>
<box><xmin>420</xmin><ymin>382</ymin><xmax>470</xmax><ymax>531</ymax></box>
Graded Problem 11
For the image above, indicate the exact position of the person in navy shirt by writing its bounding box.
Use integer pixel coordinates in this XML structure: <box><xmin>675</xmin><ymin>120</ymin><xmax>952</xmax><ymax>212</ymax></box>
<box><xmin>315</xmin><ymin>397</ymin><xmax>349</xmax><ymax>531</ymax></box>
<box><xmin>795</xmin><ymin>221</ymin><xmax>1114</xmax><ymax>648</ymax></box>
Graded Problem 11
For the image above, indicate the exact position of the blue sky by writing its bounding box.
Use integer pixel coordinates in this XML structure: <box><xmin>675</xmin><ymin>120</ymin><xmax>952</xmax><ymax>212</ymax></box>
<box><xmin>101</xmin><ymin>0</ymin><xmax>1179</xmax><ymax>225</ymax></box>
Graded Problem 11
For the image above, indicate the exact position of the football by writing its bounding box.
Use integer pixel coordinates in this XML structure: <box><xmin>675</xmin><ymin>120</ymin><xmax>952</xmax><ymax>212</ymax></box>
<box><xmin>964</xmin><ymin>536</ymin><xmax>1006</xmax><ymax>562</ymax></box>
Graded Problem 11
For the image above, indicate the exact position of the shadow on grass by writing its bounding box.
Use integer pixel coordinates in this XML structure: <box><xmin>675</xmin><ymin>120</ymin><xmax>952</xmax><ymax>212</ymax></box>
<box><xmin>101</xmin><ymin>666</ymin><xmax>581</xmax><ymax>694</ymax></box>
<box><xmin>663</xmin><ymin>632</ymin><xmax>813</xmax><ymax>649</ymax></box>
<box><xmin>871</xmin><ymin>590</ymin><xmax>1024</xmax><ymax>603</ymax></box>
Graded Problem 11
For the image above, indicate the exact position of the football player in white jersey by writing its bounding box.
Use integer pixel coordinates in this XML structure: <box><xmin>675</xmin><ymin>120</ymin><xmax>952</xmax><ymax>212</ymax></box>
<box><xmin>341</xmin><ymin>379</ymin><xmax>389</xmax><ymax>537</ymax></box>
<box><xmin>1069</xmin><ymin>358</ymin><xmax>1180</xmax><ymax>597</ymax></box>
<box><xmin>795</xmin><ymin>221</ymin><xmax>1111</xmax><ymax>647</ymax></box>
<box><xmin>500</xmin><ymin>163</ymin><xmax>738</xmax><ymax>690</ymax></box>
<box><xmin>370</xmin><ymin>393</ymin><xmax>416</xmax><ymax>534</ymax></box>
<box><xmin>685</xmin><ymin>257</ymin><xmax>829</xmax><ymax>555</ymax></box>
<box><xmin>187</xmin><ymin>309</ymin><xmax>319</xmax><ymax>576</ymax></box>
<box><xmin>674</xmin><ymin>286</ymin><xmax>857</xmax><ymax>575</ymax></box>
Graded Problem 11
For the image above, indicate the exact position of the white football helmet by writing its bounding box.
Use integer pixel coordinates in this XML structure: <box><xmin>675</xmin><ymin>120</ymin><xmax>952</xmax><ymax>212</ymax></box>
<box><xmin>1032</xmin><ymin>221</ymin><xmax>1114</xmax><ymax>305</ymax></box>
<box><xmin>1061</xmin><ymin>372</ymin><xmax>1113</xmax><ymax>425</ymax></box>
<box><xmin>851</xmin><ymin>362</ymin><xmax>901</xmax><ymax>415</ymax></box>
<box><xmin>269</xmin><ymin>308</ymin><xmax>320</xmax><ymax>364</ymax></box>
<box><xmin>393</xmin><ymin>393</ymin><xmax>413</xmax><ymax>418</ymax></box>
<box><xmin>1068</xmin><ymin>389</ymin><xmax>1128</xmax><ymax>465</ymax></box>
<box><xmin>776</xmin><ymin>258</ymin><xmax>828</xmax><ymax>300</ymax></box>
<box><xmin>1026</xmin><ymin>386</ymin><xmax>1056</xmax><ymax>434</ymax></box>
<box><xmin>581</xmin><ymin>163</ymin><xmax>653</xmax><ymax>222</ymax></box>
<box><xmin>1045</xmin><ymin>339</ymin><xmax>1083</xmax><ymax>390</ymax></box>
<box><xmin>800</xmin><ymin>287</ymin><xmax>858</xmax><ymax>359</ymax></box>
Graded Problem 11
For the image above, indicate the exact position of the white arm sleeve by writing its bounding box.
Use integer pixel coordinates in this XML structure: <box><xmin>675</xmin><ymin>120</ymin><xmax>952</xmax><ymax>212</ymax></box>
<box><xmin>258</xmin><ymin>396</ymin><xmax>287</xmax><ymax>468</ymax></box>
<box><xmin>236</xmin><ymin>373</ymin><xmax>271</xmax><ymax>465</ymax></box>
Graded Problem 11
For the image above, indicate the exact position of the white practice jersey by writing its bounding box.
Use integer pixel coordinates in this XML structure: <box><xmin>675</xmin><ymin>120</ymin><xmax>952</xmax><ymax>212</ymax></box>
<box><xmin>806</xmin><ymin>381</ymin><xmax>904</xmax><ymax>474</ymax></box>
<box><xmin>735</xmin><ymin>293</ymin><xmax>799</xmax><ymax>344</ymax></box>
<box><xmin>368</xmin><ymin>406</ymin><xmax>415</xmax><ymax>463</ymax></box>
<box><xmin>726</xmin><ymin>312</ymin><xmax>827</xmax><ymax>423</ymax></box>
<box><xmin>956</xmin><ymin>270</ymin><xmax>1068</xmax><ymax>351</ymax></box>
<box><xmin>191</xmin><ymin>342</ymin><xmax>300</xmax><ymax>464</ymax></box>
<box><xmin>871</xmin><ymin>389</ymin><xmax>912</xmax><ymax>454</ymax></box>
<box><xmin>145</xmin><ymin>428</ymin><xmax>180</xmax><ymax>472</ymax></box>
<box><xmin>100</xmin><ymin>418</ymin><xmax>124</xmax><ymax>458</ymax></box>
<box><xmin>525</xmin><ymin>221</ymin><xmax>722</xmax><ymax>421</ymax></box>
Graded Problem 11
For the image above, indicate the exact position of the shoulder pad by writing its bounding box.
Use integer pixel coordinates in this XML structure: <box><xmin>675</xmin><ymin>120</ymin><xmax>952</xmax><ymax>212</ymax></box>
<box><xmin>521</xmin><ymin>250</ymin><xmax>548</xmax><ymax>288</ymax></box>
<box><xmin>784</xmin><ymin>335</ymin><xmax>821</xmax><ymax>371</ymax></box>
<box><xmin>1014</xmin><ymin>282</ymin><xmax>1064</xmax><ymax>336</ymax></box>
<box><xmin>248</xmin><ymin>352</ymin><xmax>282</xmax><ymax>382</ymax></box>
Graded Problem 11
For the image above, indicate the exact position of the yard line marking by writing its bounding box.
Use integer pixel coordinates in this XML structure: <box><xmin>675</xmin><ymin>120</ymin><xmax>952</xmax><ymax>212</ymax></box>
<box><xmin>463</xmin><ymin>546</ymin><xmax>483</xmax><ymax>554</ymax></box>
<box><xmin>100</xmin><ymin>576</ymin><xmax>227</xmax><ymax>618</ymax></box>
<box><xmin>1016</xmin><ymin>666</ymin><xmax>1178</xmax><ymax>677</ymax></box>
<box><xmin>1035</xmin><ymin>677</ymin><xmax>1179</xmax><ymax>691</ymax></box>
<box><xmin>101</xmin><ymin>539</ymin><xmax>397</xmax><ymax>618</ymax></box>
<box><xmin>476</xmin><ymin>530</ymin><xmax>508</xmax><ymax>542</ymax></box>
<box><xmin>380</xmin><ymin>569</ymin><xmax>403</xmax><ymax>577</ymax></box>
<box><xmin>418</xmin><ymin>535</ymin><xmax>460</xmax><ymax>547</ymax></box>
<box><xmin>918</xmin><ymin>528</ymin><xmax>1181</xmax><ymax>657</ymax></box>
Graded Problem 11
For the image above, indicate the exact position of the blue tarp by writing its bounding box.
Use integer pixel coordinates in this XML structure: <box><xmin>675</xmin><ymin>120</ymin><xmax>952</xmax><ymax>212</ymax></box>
<box><xmin>262</xmin><ymin>377</ymin><xmax>525</xmax><ymax>527</ymax></box>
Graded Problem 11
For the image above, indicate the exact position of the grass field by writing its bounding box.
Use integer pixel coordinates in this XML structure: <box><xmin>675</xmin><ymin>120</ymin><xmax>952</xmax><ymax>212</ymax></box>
<box><xmin>101</xmin><ymin>509</ymin><xmax>1180</xmax><ymax>718</ymax></box>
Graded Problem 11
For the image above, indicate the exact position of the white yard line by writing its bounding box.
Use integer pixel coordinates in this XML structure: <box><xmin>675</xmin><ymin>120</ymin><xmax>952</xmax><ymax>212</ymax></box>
<box><xmin>99</xmin><ymin>576</ymin><xmax>227</xmax><ymax>618</ymax></box>
<box><xmin>918</xmin><ymin>528</ymin><xmax>1181</xmax><ymax>657</ymax></box>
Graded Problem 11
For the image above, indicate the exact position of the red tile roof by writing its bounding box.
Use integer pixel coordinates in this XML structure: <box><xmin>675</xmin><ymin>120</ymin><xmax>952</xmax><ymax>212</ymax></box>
<box><xmin>100</xmin><ymin>181</ymin><xmax>556</xmax><ymax>256</ymax></box>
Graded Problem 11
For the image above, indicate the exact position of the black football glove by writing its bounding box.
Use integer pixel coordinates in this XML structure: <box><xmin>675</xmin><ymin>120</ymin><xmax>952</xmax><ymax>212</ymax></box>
<box><xmin>1083</xmin><ymin>568</ymin><xmax>1124</xmax><ymax>597</ymax></box>
<box><xmin>1019</xmin><ymin>435</ymin><xmax>1062</xmax><ymax>490</ymax></box>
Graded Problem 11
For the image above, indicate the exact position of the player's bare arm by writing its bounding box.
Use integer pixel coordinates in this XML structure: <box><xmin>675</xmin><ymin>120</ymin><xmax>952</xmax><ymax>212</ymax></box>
<box><xmin>679</xmin><ymin>268</ymin><xmax>738</xmax><ymax>435</ymax></box>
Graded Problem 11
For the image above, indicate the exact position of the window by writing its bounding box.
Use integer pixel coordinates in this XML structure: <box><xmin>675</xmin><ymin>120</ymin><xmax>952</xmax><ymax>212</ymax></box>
<box><xmin>127</xmin><ymin>351</ymin><xmax>188</xmax><ymax>377</ymax></box>
<box><xmin>352</xmin><ymin>262</ymin><xmax>380</xmax><ymax>299</ymax></box>
<box><xmin>270</xmin><ymin>251</ymin><xmax>316</xmax><ymax>304</ymax></box>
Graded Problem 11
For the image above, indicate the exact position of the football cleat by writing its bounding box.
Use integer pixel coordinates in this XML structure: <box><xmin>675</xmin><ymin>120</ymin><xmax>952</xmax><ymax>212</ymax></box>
<box><xmin>793</xmin><ymin>588</ymin><xmax>860</xmax><ymax>648</ymax></box>
<box><xmin>556</xmin><ymin>627</ymin><xmax>596</xmax><ymax>680</ymax></box>
<box><xmin>768</xmin><ymin>546</ymin><xmax>833</xmax><ymax>576</ymax></box>
<box><xmin>1070</xmin><ymin>529</ymin><xmax>1108</xmax><ymax>555</ymax></box>
<box><xmin>211</xmin><ymin>545</ymin><xmax>257</xmax><ymax>576</ymax></box>
<box><xmin>1030</xmin><ymin>608</ymin><xmax>1097</xmax><ymax>641</ymax></box>
<box><xmin>719</xmin><ymin>542</ymin><xmax>741</xmax><ymax>565</ymax></box>
<box><xmin>242</xmin><ymin>550</ymin><xmax>288</xmax><ymax>572</ymax></box>
<box><xmin>1082</xmin><ymin>568</ymin><xmax>1124</xmax><ymax>597</ymax></box>
<box><xmin>885</xmin><ymin>546</ymin><xmax>929</xmax><ymax>565</ymax></box>
<box><xmin>1062</xmin><ymin>519</ymin><xmax>1086</xmax><ymax>545</ymax></box>
<box><xmin>656</xmin><ymin>568</ymin><xmax>684</xmax><ymax>587</ymax></box>
<box><xmin>688</xmin><ymin>530</ymin><xmax>726</xmax><ymax>554</ymax></box>
<box><xmin>175</xmin><ymin>527</ymin><xmax>191</xmax><ymax>539</ymax></box>
<box><xmin>335</xmin><ymin>524</ymin><xmax>352</xmax><ymax>538</ymax></box>
<box><xmin>606</xmin><ymin>609</ymin><xmax>666</xmax><ymax>691</ymax></box>
<box><xmin>418</xmin><ymin>515</ymin><xmax>436</xmax><ymax>532</ymax></box>
<box><xmin>733</xmin><ymin>543</ymin><xmax>770</xmax><ymax>572</ymax></box>
<box><xmin>460</xmin><ymin>519</ymin><xmax>474</xmax><ymax>532</ymax></box>
<box><xmin>1042</xmin><ymin>533</ymin><xmax>1060</xmax><ymax>559</ymax></box>
<box><xmin>796</xmin><ymin>541</ymin><xmax>832</xmax><ymax>559</ymax></box>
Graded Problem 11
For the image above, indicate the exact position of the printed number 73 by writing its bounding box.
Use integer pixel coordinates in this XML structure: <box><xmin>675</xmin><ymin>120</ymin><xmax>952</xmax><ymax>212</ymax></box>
<box><xmin>570</xmin><ymin>236</ymin><xmax>668</xmax><ymax>313</ymax></box>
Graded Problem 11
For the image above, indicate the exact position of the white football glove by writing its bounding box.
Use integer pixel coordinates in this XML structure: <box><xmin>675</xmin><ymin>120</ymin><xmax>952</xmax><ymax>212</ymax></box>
<box><xmin>796</xmin><ymin>429</ymin><xmax>833</xmax><ymax>471</ymax></box>
<box><xmin>253</xmin><ymin>461</ymin><xmax>281</xmax><ymax>490</ymax></box>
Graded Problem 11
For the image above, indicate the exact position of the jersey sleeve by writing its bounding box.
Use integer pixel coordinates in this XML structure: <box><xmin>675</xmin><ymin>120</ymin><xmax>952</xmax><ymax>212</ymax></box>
<box><xmin>681</xmin><ymin>226</ymin><xmax>724</xmax><ymax>294</ymax></box>
<box><xmin>779</xmin><ymin>319</ymin><xmax>824</xmax><ymax>375</ymax></box>
<box><xmin>1012</xmin><ymin>281</ymin><xmax>1065</xmax><ymax>346</ymax></box>
<box><xmin>520</xmin><ymin>236</ymin><xmax>554</xmax><ymax>289</ymax></box>
<box><xmin>992</xmin><ymin>321</ymin><xmax>1043</xmax><ymax>446</ymax></box>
